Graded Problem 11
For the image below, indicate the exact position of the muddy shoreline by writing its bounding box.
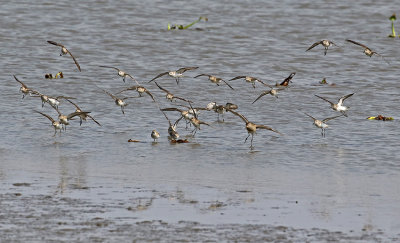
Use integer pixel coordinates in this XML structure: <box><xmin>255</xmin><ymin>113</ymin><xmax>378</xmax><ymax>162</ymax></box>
<box><xmin>1</xmin><ymin>190</ymin><xmax>397</xmax><ymax>242</ymax></box>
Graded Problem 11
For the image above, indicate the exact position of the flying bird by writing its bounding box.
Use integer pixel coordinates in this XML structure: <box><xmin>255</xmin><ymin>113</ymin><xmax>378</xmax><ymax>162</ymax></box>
<box><xmin>13</xmin><ymin>75</ymin><xmax>36</xmax><ymax>98</ymax></box>
<box><xmin>276</xmin><ymin>72</ymin><xmax>296</xmax><ymax>86</ymax></box>
<box><xmin>305</xmin><ymin>113</ymin><xmax>343</xmax><ymax>137</ymax></box>
<box><xmin>306</xmin><ymin>40</ymin><xmax>338</xmax><ymax>55</ymax></box>
<box><xmin>116</xmin><ymin>85</ymin><xmax>155</xmax><ymax>102</ymax></box>
<box><xmin>102</xmin><ymin>89</ymin><xmax>136</xmax><ymax>115</ymax></box>
<box><xmin>229</xmin><ymin>76</ymin><xmax>266</xmax><ymax>88</ymax></box>
<box><xmin>148</xmin><ymin>67</ymin><xmax>199</xmax><ymax>84</ymax></box>
<box><xmin>47</xmin><ymin>41</ymin><xmax>81</xmax><ymax>71</ymax></box>
<box><xmin>314</xmin><ymin>93</ymin><xmax>354</xmax><ymax>117</ymax></box>
<box><xmin>66</xmin><ymin>99</ymin><xmax>101</xmax><ymax>126</ymax></box>
<box><xmin>346</xmin><ymin>39</ymin><xmax>389</xmax><ymax>64</ymax></box>
<box><xmin>227</xmin><ymin>109</ymin><xmax>282</xmax><ymax>149</ymax></box>
<box><xmin>34</xmin><ymin>110</ymin><xmax>63</xmax><ymax>136</ymax></box>
<box><xmin>194</xmin><ymin>74</ymin><xmax>234</xmax><ymax>90</ymax></box>
<box><xmin>99</xmin><ymin>65</ymin><xmax>139</xmax><ymax>84</ymax></box>
<box><xmin>154</xmin><ymin>82</ymin><xmax>191</xmax><ymax>102</ymax></box>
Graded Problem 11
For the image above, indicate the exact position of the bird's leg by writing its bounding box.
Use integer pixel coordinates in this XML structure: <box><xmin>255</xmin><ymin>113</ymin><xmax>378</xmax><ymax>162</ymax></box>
<box><xmin>252</xmin><ymin>83</ymin><xmax>255</xmax><ymax>89</ymax></box>
<box><xmin>53</xmin><ymin>128</ymin><xmax>57</xmax><ymax>137</ymax></box>
<box><xmin>176</xmin><ymin>78</ymin><xmax>179</xmax><ymax>85</ymax></box>
<box><xmin>250</xmin><ymin>134</ymin><xmax>254</xmax><ymax>148</ymax></box>
<box><xmin>123</xmin><ymin>76</ymin><xmax>126</xmax><ymax>83</ymax></box>
<box><xmin>244</xmin><ymin>134</ymin><xmax>250</xmax><ymax>144</ymax></box>
<box><xmin>121</xmin><ymin>106</ymin><xmax>125</xmax><ymax>115</ymax></box>
<box><xmin>324</xmin><ymin>47</ymin><xmax>328</xmax><ymax>56</ymax></box>
<box><xmin>79</xmin><ymin>118</ymin><xmax>83</xmax><ymax>126</ymax></box>
<box><xmin>192</xmin><ymin>128</ymin><xmax>197</xmax><ymax>136</ymax></box>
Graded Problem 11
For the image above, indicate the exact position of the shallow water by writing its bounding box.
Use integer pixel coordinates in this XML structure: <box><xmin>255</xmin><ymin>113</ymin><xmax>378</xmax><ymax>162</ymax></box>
<box><xmin>1</xmin><ymin>0</ymin><xmax>400</xmax><ymax>241</ymax></box>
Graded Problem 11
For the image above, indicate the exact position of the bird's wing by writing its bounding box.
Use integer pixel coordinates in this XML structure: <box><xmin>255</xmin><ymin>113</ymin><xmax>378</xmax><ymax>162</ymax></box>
<box><xmin>306</xmin><ymin>41</ymin><xmax>322</xmax><ymax>51</ymax></box>
<box><xmin>255</xmin><ymin>124</ymin><xmax>282</xmax><ymax>135</ymax></box>
<box><xmin>330</xmin><ymin>41</ymin><xmax>338</xmax><ymax>47</ymax></box>
<box><xmin>161</xmin><ymin>107</ymin><xmax>183</xmax><ymax>112</ymax></box>
<box><xmin>56</xmin><ymin>96</ymin><xmax>75</xmax><ymax>100</ymax></box>
<box><xmin>252</xmin><ymin>90</ymin><xmax>270</xmax><ymax>104</ymax></box>
<box><xmin>13</xmin><ymin>75</ymin><xmax>28</xmax><ymax>88</ymax></box>
<box><xmin>315</xmin><ymin>94</ymin><xmax>334</xmax><ymax>105</ymax></box>
<box><xmin>229</xmin><ymin>76</ymin><xmax>246</xmax><ymax>81</ymax></box>
<box><xmin>322</xmin><ymin>114</ymin><xmax>343</xmax><ymax>123</ymax></box>
<box><xmin>47</xmin><ymin>40</ymin><xmax>63</xmax><ymax>47</ymax></box>
<box><xmin>193</xmin><ymin>74</ymin><xmax>210</xmax><ymax>78</ymax></box>
<box><xmin>66</xmin><ymin>49</ymin><xmax>81</xmax><ymax>72</ymax></box>
<box><xmin>99</xmin><ymin>65</ymin><xmax>119</xmax><ymax>71</ymax></box>
<box><xmin>65</xmin><ymin>98</ymin><xmax>81</xmax><ymax>110</ymax></box>
<box><xmin>304</xmin><ymin>112</ymin><xmax>317</xmax><ymax>121</ymax></box>
<box><xmin>174</xmin><ymin>96</ymin><xmax>191</xmax><ymax>103</ymax></box>
<box><xmin>338</xmin><ymin>93</ymin><xmax>354</xmax><ymax>105</ymax></box>
<box><xmin>115</xmin><ymin>86</ymin><xmax>139</xmax><ymax>94</ymax></box>
<box><xmin>227</xmin><ymin>109</ymin><xmax>249</xmax><ymax>123</ymax></box>
<box><xmin>103</xmin><ymin>89</ymin><xmax>117</xmax><ymax>100</ymax></box>
<box><xmin>346</xmin><ymin>39</ymin><xmax>368</xmax><ymax>49</ymax></box>
<box><xmin>67</xmin><ymin>111</ymin><xmax>90</xmax><ymax>120</ymax></box>
<box><xmin>35</xmin><ymin>110</ymin><xmax>55</xmax><ymax>123</ymax></box>
<box><xmin>222</xmin><ymin>79</ymin><xmax>234</xmax><ymax>90</ymax></box>
<box><xmin>87</xmin><ymin>115</ymin><xmax>101</xmax><ymax>126</ymax></box>
<box><xmin>154</xmin><ymin>82</ymin><xmax>170</xmax><ymax>93</ymax></box>
<box><xmin>176</xmin><ymin>67</ymin><xmax>198</xmax><ymax>73</ymax></box>
<box><xmin>148</xmin><ymin>72</ymin><xmax>169</xmax><ymax>82</ymax></box>
<box><xmin>144</xmin><ymin>89</ymin><xmax>156</xmax><ymax>102</ymax></box>
<box><xmin>279</xmin><ymin>72</ymin><xmax>295</xmax><ymax>85</ymax></box>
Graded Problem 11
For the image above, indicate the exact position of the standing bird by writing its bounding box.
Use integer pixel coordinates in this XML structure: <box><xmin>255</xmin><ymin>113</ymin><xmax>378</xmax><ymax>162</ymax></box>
<box><xmin>47</xmin><ymin>41</ymin><xmax>81</xmax><ymax>72</ymax></box>
<box><xmin>304</xmin><ymin>113</ymin><xmax>343</xmax><ymax>137</ymax></box>
<box><xmin>13</xmin><ymin>75</ymin><xmax>35</xmax><ymax>98</ymax></box>
<box><xmin>314</xmin><ymin>93</ymin><xmax>354</xmax><ymax>117</ymax></box>
<box><xmin>34</xmin><ymin>110</ymin><xmax>63</xmax><ymax>136</ymax></box>
<box><xmin>116</xmin><ymin>85</ymin><xmax>155</xmax><ymax>102</ymax></box>
<box><xmin>99</xmin><ymin>65</ymin><xmax>139</xmax><ymax>84</ymax></box>
<box><xmin>160</xmin><ymin>109</ymin><xmax>180</xmax><ymax>140</ymax></box>
<box><xmin>229</xmin><ymin>76</ymin><xmax>266</xmax><ymax>88</ymax></box>
<box><xmin>151</xmin><ymin>130</ymin><xmax>160</xmax><ymax>142</ymax></box>
<box><xmin>66</xmin><ymin>99</ymin><xmax>101</xmax><ymax>126</ymax></box>
<box><xmin>306</xmin><ymin>40</ymin><xmax>338</xmax><ymax>55</ymax></box>
<box><xmin>102</xmin><ymin>89</ymin><xmax>135</xmax><ymax>115</ymax></box>
<box><xmin>148</xmin><ymin>67</ymin><xmax>199</xmax><ymax>84</ymax></box>
<box><xmin>154</xmin><ymin>82</ymin><xmax>191</xmax><ymax>102</ymax></box>
<box><xmin>227</xmin><ymin>109</ymin><xmax>282</xmax><ymax>149</ymax></box>
<box><xmin>194</xmin><ymin>74</ymin><xmax>234</xmax><ymax>90</ymax></box>
<box><xmin>346</xmin><ymin>39</ymin><xmax>389</xmax><ymax>64</ymax></box>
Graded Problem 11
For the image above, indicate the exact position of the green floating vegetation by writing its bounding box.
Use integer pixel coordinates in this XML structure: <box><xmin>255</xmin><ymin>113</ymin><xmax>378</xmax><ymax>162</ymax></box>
<box><xmin>388</xmin><ymin>13</ymin><xmax>399</xmax><ymax>38</ymax></box>
<box><xmin>168</xmin><ymin>16</ymin><xmax>208</xmax><ymax>30</ymax></box>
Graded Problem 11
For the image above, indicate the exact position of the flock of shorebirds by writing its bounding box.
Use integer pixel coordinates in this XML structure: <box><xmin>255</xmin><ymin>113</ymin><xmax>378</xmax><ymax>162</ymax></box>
<box><xmin>13</xmin><ymin>38</ymin><xmax>390</xmax><ymax>149</ymax></box>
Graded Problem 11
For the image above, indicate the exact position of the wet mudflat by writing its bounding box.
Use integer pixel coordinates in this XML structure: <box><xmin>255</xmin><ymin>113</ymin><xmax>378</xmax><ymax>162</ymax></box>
<box><xmin>1</xmin><ymin>0</ymin><xmax>400</xmax><ymax>241</ymax></box>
